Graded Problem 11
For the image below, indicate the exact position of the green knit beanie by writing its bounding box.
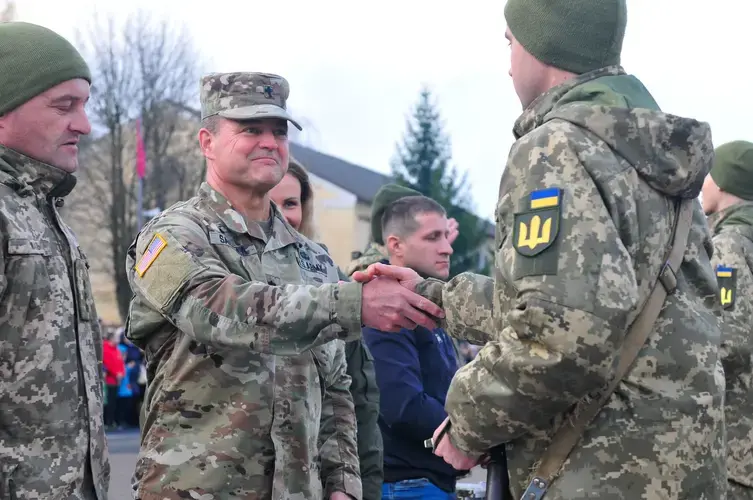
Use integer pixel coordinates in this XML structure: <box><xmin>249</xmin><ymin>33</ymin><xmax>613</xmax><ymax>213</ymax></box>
<box><xmin>371</xmin><ymin>184</ymin><xmax>421</xmax><ymax>245</ymax></box>
<box><xmin>0</xmin><ymin>22</ymin><xmax>91</xmax><ymax>116</ymax></box>
<box><xmin>710</xmin><ymin>141</ymin><xmax>753</xmax><ymax>201</ymax></box>
<box><xmin>504</xmin><ymin>0</ymin><xmax>627</xmax><ymax>75</ymax></box>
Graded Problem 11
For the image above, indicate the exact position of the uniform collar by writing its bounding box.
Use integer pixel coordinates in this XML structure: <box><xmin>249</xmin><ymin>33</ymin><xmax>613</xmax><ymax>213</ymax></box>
<box><xmin>0</xmin><ymin>144</ymin><xmax>76</xmax><ymax>198</ymax></box>
<box><xmin>198</xmin><ymin>182</ymin><xmax>301</xmax><ymax>251</ymax></box>
<box><xmin>513</xmin><ymin>65</ymin><xmax>626</xmax><ymax>139</ymax></box>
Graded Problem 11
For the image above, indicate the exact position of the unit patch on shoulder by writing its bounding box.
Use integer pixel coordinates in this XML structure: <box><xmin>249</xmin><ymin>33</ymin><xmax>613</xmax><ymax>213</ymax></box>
<box><xmin>513</xmin><ymin>187</ymin><xmax>562</xmax><ymax>257</ymax></box>
<box><xmin>716</xmin><ymin>265</ymin><xmax>736</xmax><ymax>310</ymax></box>
<box><xmin>134</xmin><ymin>233</ymin><xmax>168</xmax><ymax>277</ymax></box>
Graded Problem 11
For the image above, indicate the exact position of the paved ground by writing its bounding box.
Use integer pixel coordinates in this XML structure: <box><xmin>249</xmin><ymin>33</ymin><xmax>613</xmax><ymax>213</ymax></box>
<box><xmin>106</xmin><ymin>430</ymin><xmax>141</xmax><ymax>500</ymax></box>
<box><xmin>106</xmin><ymin>429</ymin><xmax>487</xmax><ymax>499</ymax></box>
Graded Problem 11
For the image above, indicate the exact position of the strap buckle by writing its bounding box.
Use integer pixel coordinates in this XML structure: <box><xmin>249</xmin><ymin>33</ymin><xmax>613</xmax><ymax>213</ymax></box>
<box><xmin>520</xmin><ymin>477</ymin><xmax>548</xmax><ymax>500</ymax></box>
<box><xmin>658</xmin><ymin>261</ymin><xmax>678</xmax><ymax>294</ymax></box>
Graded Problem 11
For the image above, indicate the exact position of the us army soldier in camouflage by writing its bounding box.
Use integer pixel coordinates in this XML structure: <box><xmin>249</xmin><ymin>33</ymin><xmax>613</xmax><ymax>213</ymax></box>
<box><xmin>355</xmin><ymin>1</ymin><xmax>727</xmax><ymax>498</ymax></box>
<box><xmin>702</xmin><ymin>140</ymin><xmax>753</xmax><ymax>499</ymax></box>
<box><xmin>125</xmin><ymin>72</ymin><xmax>443</xmax><ymax>500</ymax></box>
<box><xmin>0</xmin><ymin>23</ymin><xmax>109</xmax><ymax>500</ymax></box>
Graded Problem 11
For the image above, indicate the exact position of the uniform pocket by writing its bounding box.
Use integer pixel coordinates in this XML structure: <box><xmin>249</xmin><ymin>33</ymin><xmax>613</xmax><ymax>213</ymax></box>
<box><xmin>358</xmin><ymin>341</ymin><xmax>378</xmax><ymax>404</ymax></box>
<box><xmin>74</xmin><ymin>254</ymin><xmax>94</xmax><ymax>322</ymax></box>
<box><xmin>6</xmin><ymin>238</ymin><xmax>52</xmax><ymax>312</ymax></box>
<box><xmin>310</xmin><ymin>349</ymin><xmax>328</xmax><ymax>398</ymax></box>
<box><xmin>7</xmin><ymin>238</ymin><xmax>52</xmax><ymax>257</ymax></box>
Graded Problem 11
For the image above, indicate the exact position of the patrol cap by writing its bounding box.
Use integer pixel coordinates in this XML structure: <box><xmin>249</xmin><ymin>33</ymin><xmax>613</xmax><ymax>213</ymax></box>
<box><xmin>710</xmin><ymin>140</ymin><xmax>753</xmax><ymax>201</ymax></box>
<box><xmin>199</xmin><ymin>72</ymin><xmax>302</xmax><ymax>130</ymax></box>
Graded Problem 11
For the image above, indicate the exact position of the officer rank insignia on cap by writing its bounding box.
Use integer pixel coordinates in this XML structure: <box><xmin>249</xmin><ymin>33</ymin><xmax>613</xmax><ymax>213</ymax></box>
<box><xmin>261</xmin><ymin>85</ymin><xmax>274</xmax><ymax>99</ymax></box>
<box><xmin>135</xmin><ymin>233</ymin><xmax>167</xmax><ymax>277</ymax></box>
<box><xmin>716</xmin><ymin>265</ymin><xmax>736</xmax><ymax>310</ymax></box>
<box><xmin>513</xmin><ymin>187</ymin><xmax>562</xmax><ymax>257</ymax></box>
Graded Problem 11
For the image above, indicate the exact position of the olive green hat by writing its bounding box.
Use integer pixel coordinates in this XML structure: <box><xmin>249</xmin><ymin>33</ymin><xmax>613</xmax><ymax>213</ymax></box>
<box><xmin>710</xmin><ymin>140</ymin><xmax>753</xmax><ymax>201</ymax></box>
<box><xmin>0</xmin><ymin>22</ymin><xmax>91</xmax><ymax>116</ymax></box>
<box><xmin>504</xmin><ymin>0</ymin><xmax>627</xmax><ymax>75</ymax></box>
<box><xmin>371</xmin><ymin>184</ymin><xmax>421</xmax><ymax>245</ymax></box>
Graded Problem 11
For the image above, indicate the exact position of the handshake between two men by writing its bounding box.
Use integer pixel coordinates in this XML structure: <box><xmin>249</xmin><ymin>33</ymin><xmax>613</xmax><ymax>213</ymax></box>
<box><xmin>353</xmin><ymin>262</ymin><xmax>438</xmax><ymax>332</ymax></box>
<box><xmin>351</xmin><ymin>262</ymin><xmax>480</xmax><ymax>472</ymax></box>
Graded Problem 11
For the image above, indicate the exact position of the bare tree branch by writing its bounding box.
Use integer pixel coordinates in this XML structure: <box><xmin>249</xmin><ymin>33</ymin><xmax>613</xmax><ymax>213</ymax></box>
<box><xmin>66</xmin><ymin>10</ymin><xmax>205</xmax><ymax>322</ymax></box>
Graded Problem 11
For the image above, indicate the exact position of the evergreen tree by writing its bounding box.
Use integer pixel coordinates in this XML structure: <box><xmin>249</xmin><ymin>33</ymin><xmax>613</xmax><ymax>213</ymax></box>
<box><xmin>391</xmin><ymin>86</ymin><xmax>491</xmax><ymax>277</ymax></box>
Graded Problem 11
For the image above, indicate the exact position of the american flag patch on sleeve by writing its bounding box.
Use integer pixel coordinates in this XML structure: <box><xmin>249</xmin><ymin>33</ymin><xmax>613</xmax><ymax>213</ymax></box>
<box><xmin>134</xmin><ymin>233</ymin><xmax>167</xmax><ymax>277</ymax></box>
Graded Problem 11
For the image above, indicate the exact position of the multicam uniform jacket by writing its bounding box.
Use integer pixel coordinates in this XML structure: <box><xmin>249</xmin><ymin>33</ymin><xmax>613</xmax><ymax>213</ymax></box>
<box><xmin>126</xmin><ymin>182</ymin><xmax>362</xmax><ymax>500</ymax></box>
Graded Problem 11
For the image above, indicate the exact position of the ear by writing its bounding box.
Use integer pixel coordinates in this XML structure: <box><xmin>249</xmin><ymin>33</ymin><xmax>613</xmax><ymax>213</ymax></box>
<box><xmin>198</xmin><ymin>127</ymin><xmax>215</xmax><ymax>160</ymax></box>
<box><xmin>386</xmin><ymin>234</ymin><xmax>402</xmax><ymax>258</ymax></box>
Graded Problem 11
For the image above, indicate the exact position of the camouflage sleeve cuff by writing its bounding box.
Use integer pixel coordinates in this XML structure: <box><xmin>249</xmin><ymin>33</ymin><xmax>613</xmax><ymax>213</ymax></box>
<box><xmin>448</xmin><ymin>425</ymin><xmax>484</xmax><ymax>460</ymax></box>
<box><xmin>336</xmin><ymin>281</ymin><xmax>363</xmax><ymax>336</ymax></box>
<box><xmin>415</xmin><ymin>278</ymin><xmax>445</xmax><ymax>308</ymax></box>
<box><xmin>325</xmin><ymin>472</ymin><xmax>363</xmax><ymax>500</ymax></box>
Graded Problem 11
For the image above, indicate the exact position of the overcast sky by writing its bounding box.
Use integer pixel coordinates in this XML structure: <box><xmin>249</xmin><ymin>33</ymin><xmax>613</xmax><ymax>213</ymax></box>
<box><xmin>15</xmin><ymin>0</ymin><xmax>750</xmax><ymax>221</ymax></box>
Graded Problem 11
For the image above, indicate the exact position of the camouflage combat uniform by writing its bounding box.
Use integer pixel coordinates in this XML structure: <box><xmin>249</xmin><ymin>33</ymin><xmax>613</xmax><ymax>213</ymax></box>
<box><xmin>345</xmin><ymin>241</ymin><xmax>388</xmax><ymax>277</ymax></box>
<box><xmin>320</xmin><ymin>243</ymin><xmax>384</xmax><ymax>499</ymax></box>
<box><xmin>343</xmin><ymin>341</ymin><xmax>383</xmax><ymax>500</ymax></box>
<box><xmin>417</xmin><ymin>66</ymin><xmax>726</xmax><ymax>498</ymax></box>
<box><xmin>126</xmin><ymin>183</ymin><xmax>362</xmax><ymax>499</ymax></box>
<box><xmin>0</xmin><ymin>146</ymin><xmax>109</xmax><ymax>499</ymax></box>
<box><xmin>318</xmin><ymin>242</ymin><xmax>384</xmax><ymax>499</ymax></box>
<box><xmin>709</xmin><ymin>202</ymin><xmax>753</xmax><ymax>499</ymax></box>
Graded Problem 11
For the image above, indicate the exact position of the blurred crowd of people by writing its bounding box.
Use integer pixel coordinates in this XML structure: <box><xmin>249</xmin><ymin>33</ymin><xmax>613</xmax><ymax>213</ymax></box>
<box><xmin>100</xmin><ymin>321</ymin><xmax>147</xmax><ymax>431</ymax></box>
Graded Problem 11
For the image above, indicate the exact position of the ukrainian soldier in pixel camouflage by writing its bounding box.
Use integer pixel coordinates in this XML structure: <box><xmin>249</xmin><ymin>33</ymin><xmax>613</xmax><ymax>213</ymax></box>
<box><xmin>703</xmin><ymin>140</ymin><xmax>753</xmax><ymax>499</ymax></box>
<box><xmin>355</xmin><ymin>0</ymin><xmax>727</xmax><ymax>498</ymax></box>
<box><xmin>125</xmin><ymin>71</ymin><xmax>443</xmax><ymax>499</ymax></box>
<box><xmin>0</xmin><ymin>22</ymin><xmax>109</xmax><ymax>500</ymax></box>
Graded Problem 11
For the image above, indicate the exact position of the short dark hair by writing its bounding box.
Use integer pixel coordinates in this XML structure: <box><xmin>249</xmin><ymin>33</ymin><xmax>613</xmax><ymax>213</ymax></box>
<box><xmin>381</xmin><ymin>195</ymin><xmax>446</xmax><ymax>239</ymax></box>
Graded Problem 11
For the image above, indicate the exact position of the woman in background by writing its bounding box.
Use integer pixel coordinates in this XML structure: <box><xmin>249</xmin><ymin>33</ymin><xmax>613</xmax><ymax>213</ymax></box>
<box><xmin>270</xmin><ymin>157</ymin><xmax>319</xmax><ymax>243</ymax></box>
<box><xmin>271</xmin><ymin>157</ymin><xmax>385</xmax><ymax>500</ymax></box>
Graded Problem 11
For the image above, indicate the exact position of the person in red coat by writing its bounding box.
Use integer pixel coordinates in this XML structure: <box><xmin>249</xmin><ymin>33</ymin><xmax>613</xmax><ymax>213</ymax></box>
<box><xmin>102</xmin><ymin>329</ymin><xmax>125</xmax><ymax>428</ymax></box>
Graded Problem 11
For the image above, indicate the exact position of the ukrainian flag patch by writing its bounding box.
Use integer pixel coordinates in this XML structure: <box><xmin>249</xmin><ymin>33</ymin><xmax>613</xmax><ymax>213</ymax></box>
<box><xmin>716</xmin><ymin>265</ymin><xmax>736</xmax><ymax>310</ymax></box>
<box><xmin>716</xmin><ymin>266</ymin><xmax>733</xmax><ymax>278</ymax></box>
<box><xmin>529</xmin><ymin>188</ymin><xmax>561</xmax><ymax>209</ymax></box>
<box><xmin>513</xmin><ymin>187</ymin><xmax>563</xmax><ymax>258</ymax></box>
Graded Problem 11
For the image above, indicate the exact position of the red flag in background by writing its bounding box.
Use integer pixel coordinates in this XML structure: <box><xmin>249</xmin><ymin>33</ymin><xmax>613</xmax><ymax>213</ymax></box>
<box><xmin>136</xmin><ymin>118</ymin><xmax>146</xmax><ymax>179</ymax></box>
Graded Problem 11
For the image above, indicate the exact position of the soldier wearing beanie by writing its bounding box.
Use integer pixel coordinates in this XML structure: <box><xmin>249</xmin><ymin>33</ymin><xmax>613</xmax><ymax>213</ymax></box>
<box><xmin>0</xmin><ymin>22</ymin><xmax>109</xmax><ymax>500</ymax></box>
<box><xmin>702</xmin><ymin>140</ymin><xmax>753</xmax><ymax>500</ymax></box>
<box><xmin>353</xmin><ymin>1</ymin><xmax>726</xmax><ymax>498</ymax></box>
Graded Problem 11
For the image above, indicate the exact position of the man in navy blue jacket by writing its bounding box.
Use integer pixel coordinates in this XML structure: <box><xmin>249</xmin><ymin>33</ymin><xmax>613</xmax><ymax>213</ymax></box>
<box><xmin>362</xmin><ymin>195</ymin><xmax>466</xmax><ymax>500</ymax></box>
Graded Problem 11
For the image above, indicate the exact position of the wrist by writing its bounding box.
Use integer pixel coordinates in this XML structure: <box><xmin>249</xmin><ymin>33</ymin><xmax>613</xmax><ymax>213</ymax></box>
<box><xmin>335</xmin><ymin>281</ymin><xmax>363</xmax><ymax>333</ymax></box>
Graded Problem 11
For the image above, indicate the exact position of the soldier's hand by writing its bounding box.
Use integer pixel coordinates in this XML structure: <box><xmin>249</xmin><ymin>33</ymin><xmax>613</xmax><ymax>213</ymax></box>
<box><xmin>433</xmin><ymin>417</ymin><xmax>478</xmax><ymax>471</ymax></box>
<box><xmin>361</xmin><ymin>275</ymin><xmax>443</xmax><ymax>331</ymax></box>
<box><xmin>353</xmin><ymin>263</ymin><xmax>423</xmax><ymax>293</ymax></box>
